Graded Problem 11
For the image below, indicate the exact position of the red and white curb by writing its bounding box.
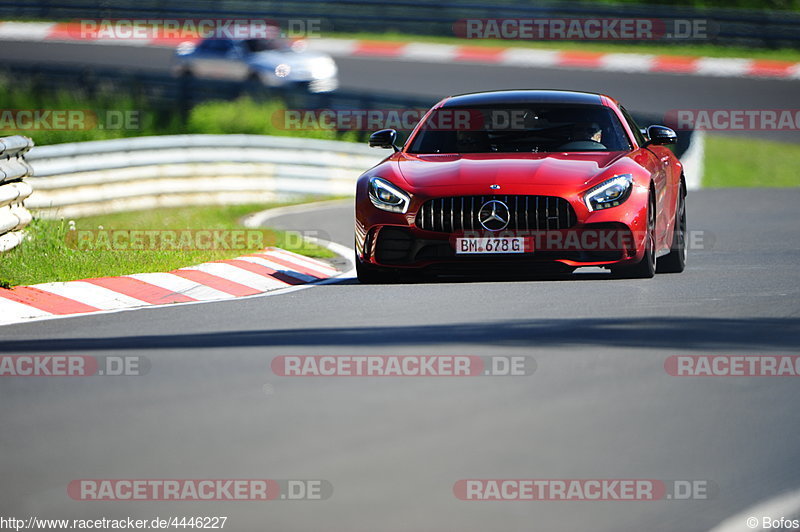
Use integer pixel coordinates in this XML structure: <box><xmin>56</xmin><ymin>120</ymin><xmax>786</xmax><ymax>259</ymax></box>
<box><xmin>0</xmin><ymin>247</ymin><xmax>342</xmax><ymax>326</ymax></box>
<box><xmin>0</xmin><ymin>21</ymin><xmax>191</xmax><ymax>47</ymax></box>
<box><xmin>311</xmin><ymin>39</ymin><xmax>800</xmax><ymax>80</ymax></box>
<box><xmin>1</xmin><ymin>21</ymin><xmax>798</xmax><ymax>80</ymax></box>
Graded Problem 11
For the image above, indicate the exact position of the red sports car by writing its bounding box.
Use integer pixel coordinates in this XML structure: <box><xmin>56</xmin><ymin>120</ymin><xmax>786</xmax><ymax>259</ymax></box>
<box><xmin>354</xmin><ymin>90</ymin><xmax>687</xmax><ymax>282</ymax></box>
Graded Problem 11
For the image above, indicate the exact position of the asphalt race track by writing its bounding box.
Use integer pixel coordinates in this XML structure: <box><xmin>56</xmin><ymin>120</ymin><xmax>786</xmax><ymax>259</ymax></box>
<box><xmin>2</xmin><ymin>39</ymin><xmax>799</xmax><ymax>143</ymax></box>
<box><xmin>1</xmin><ymin>189</ymin><xmax>799</xmax><ymax>531</ymax></box>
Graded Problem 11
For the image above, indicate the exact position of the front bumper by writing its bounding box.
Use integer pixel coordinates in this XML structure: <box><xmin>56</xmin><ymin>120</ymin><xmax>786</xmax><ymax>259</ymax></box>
<box><xmin>355</xmin><ymin>188</ymin><xmax>650</xmax><ymax>271</ymax></box>
<box><xmin>281</xmin><ymin>76</ymin><xmax>338</xmax><ymax>93</ymax></box>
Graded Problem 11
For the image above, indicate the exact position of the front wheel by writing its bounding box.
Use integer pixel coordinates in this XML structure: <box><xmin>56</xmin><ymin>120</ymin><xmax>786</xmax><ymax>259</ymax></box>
<box><xmin>612</xmin><ymin>192</ymin><xmax>656</xmax><ymax>279</ymax></box>
<box><xmin>656</xmin><ymin>187</ymin><xmax>687</xmax><ymax>274</ymax></box>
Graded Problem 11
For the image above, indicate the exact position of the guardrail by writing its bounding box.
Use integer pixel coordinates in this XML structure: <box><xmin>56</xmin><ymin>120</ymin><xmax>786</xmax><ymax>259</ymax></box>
<box><xmin>25</xmin><ymin>134</ymin><xmax>385</xmax><ymax>218</ymax></box>
<box><xmin>0</xmin><ymin>135</ymin><xmax>34</xmax><ymax>252</ymax></box>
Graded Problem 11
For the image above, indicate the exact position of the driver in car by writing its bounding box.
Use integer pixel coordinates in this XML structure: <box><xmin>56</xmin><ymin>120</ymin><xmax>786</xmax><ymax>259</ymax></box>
<box><xmin>572</xmin><ymin>122</ymin><xmax>603</xmax><ymax>144</ymax></box>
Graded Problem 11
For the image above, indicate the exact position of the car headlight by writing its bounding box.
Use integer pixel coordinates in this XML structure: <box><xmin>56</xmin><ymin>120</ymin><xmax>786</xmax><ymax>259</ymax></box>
<box><xmin>175</xmin><ymin>41</ymin><xmax>196</xmax><ymax>55</ymax></box>
<box><xmin>310</xmin><ymin>58</ymin><xmax>337</xmax><ymax>79</ymax></box>
<box><xmin>275</xmin><ymin>64</ymin><xmax>291</xmax><ymax>78</ymax></box>
<box><xmin>584</xmin><ymin>174</ymin><xmax>634</xmax><ymax>212</ymax></box>
<box><xmin>368</xmin><ymin>177</ymin><xmax>410</xmax><ymax>214</ymax></box>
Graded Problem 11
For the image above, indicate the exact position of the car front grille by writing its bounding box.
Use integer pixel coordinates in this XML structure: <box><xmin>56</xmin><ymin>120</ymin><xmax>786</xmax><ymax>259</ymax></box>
<box><xmin>415</xmin><ymin>195</ymin><xmax>577</xmax><ymax>233</ymax></box>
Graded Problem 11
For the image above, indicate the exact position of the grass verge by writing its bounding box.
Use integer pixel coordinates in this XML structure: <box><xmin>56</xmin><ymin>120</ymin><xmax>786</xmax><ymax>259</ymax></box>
<box><xmin>0</xmin><ymin>202</ymin><xmax>335</xmax><ymax>288</ymax></box>
<box><xmin>703</xmin><ymin>135</ymin><xmax>800</xmax><ymax>187</ymax></box>
<box><xmin>0</xmin><ymin>81</ymin><xmax>358</xmax><ymax>145</ymax></box>
<box><xmin>331</xmin><ymin>31</ymin><xmax>800</xmax><ymax>63</ymax></box>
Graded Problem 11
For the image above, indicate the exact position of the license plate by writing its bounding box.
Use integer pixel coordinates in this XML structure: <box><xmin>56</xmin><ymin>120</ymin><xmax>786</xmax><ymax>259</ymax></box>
<box><xmin>455</xmin><ymin>237</ymin><xmax>531</xmax><ymax>254</ymax></box>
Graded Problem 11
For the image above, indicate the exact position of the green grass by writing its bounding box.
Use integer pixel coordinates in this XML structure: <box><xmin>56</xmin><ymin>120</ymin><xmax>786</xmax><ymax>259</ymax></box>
<box><xmin>0</xmin><ymin>76</ymin><xmax>184</xmax><ymax>145</ymax></box>
<box><xmin>0</xmin><ymin>202</ymin><xmax>334</xmax><ymax>287</ymax></box>
<box><xmin>331</xmin><ymin>31</ymin><xmax>800</xmax><ymax>63</ymax></box>
<box><xmin>0</xmin><ymin>80</ymin><xmax>360</xmax><ymax>145</ymax></box>
<box><xmin>703</xmin><ymin>135</ymin><xmax>800</xmax><ymax>187</ymax></box>
<box><xmin>186</xmin><ymin>98</ymin><xmax>360</xmax><ymax>141</ymax></box>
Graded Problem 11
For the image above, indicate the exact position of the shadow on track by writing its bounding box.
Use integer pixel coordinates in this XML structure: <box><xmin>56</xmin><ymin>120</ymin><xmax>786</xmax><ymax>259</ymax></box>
<box><xmin>2</xmin><ymin>317</ymin><xmax>798</xmax><ymax>352</ymax></box>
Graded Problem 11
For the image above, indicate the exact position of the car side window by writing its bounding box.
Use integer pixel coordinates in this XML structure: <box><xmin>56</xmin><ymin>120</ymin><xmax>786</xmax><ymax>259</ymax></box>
<box><xmin>620</xmin><ymin>106</ymin><xmax>647</xmax><ymax>146</ymax></box>
<box><xmin>244</xmin><ymin>39</ymin><xmax>281</xmax><ymax>52</ymax></box>
<box><xmin>199</xmin><ymin>39</ymin><xmax>233</xmax><ymax>55</ymax></box>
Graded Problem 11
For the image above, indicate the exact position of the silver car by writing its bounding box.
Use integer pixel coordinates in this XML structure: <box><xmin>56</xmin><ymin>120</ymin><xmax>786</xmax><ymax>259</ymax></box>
<box><xmin>172</xmin><ymin>35</ymin><xmax>338</xmax><ymax>93</ymax></box>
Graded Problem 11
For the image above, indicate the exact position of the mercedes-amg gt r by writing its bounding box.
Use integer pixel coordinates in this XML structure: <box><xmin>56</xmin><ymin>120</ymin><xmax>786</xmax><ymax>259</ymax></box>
<box><xmin>354</xmin><ymin>89</ymin><xmax>687</xmax><ymax>282</ymax></box>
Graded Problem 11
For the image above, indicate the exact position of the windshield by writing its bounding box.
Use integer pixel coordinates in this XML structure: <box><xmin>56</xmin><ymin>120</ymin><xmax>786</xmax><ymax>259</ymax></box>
<box><xmin>408</xmin><ymin>104</ymin><xmax>631</xmax><ymax>154</ymax></box>
<box><xmin>242</xmin><ymin>38</ymin><xmax>291</xmax><ymax>53</ymax></box>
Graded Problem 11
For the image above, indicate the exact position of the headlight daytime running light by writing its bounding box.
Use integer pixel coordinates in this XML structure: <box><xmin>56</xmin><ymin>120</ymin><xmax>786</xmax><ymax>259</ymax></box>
<box><xmin>584</xmin><ymin>174</ymin><xmax>634</xmax><ymax>212</ymax></box>
<box><xmin>368</xmin><ymin>177</ymin><xmax>411</xmax><ymax>214</ymax></box>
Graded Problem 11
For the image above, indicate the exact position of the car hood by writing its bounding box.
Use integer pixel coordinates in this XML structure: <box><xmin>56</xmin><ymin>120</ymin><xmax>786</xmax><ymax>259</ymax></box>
<box><xmin>395</xmin><ymin>152</ymin><xmax>629</xmax><ymax>189</ymax></box>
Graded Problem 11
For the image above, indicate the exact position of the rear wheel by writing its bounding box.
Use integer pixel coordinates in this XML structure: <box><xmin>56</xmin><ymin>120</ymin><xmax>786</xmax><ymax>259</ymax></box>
<box><xmin>612</xmin><ymin>192</ymin><xmax>656</xmax><ymax>279</ymax></box>
<box><xmin>657</xmin><ymin>187</ymin><xmax>687</xmax><ymax>274</ymax></box>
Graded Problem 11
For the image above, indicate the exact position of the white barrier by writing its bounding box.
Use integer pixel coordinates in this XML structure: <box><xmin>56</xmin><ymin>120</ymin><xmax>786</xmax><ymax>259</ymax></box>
<box><xmin>25</xmin><ymin>134</ymin><xmax>384</xmax><ymax>218</ymax></box>
<box><xmin>0</xmin><ymin>135</ymin><xmax>34</xmax><ymax>252</ymax></box>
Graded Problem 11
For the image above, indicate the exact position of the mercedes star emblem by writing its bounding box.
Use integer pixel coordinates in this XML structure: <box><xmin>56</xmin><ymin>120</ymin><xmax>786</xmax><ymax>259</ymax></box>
<box><xmin>478</xmin><ymin>200</ymin><xmax>511</xmax><ymax>231</ymax></box>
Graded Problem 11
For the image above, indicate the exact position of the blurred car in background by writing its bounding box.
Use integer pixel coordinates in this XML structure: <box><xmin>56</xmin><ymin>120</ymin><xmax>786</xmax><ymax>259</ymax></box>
<box><xmin>171</xmin><ymin>32</ymin><xmax>338</xmax><ymax>93</ymax></box>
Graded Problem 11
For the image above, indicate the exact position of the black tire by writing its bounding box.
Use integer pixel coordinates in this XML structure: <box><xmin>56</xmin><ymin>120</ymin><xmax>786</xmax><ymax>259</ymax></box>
<box><xmin>656</xmin><ymin>186</ymin><xmax>687</xmax><ymax>274</ymax></box>
<box><xmin>612</xmin><ymin>192</ymin><xmax>656</xmax><ymax>279</ymax></box>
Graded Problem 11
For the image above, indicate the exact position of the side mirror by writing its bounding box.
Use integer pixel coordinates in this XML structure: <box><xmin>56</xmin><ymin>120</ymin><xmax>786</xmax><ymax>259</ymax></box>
<box><xmin>644</xmin><ymin>125</ymin><xmax>677</xmax><ymax>146</ymax></box>
<box><xmin>369</xmin><ymin>129</ymin><xmax>399</xmax><ymax>151</ymax></box>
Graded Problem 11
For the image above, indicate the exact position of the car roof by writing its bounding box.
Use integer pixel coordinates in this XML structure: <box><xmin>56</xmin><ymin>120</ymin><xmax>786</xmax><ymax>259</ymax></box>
<box><xmin>439</xmin><ymin>90</ymin><xmax>607</xmax><ymax>107</ymax></box>
<box><xmin>200</xmin><ymin>26</ymin><xmax>282</xmax><ymax>43</ymax></box>
<box><xmin>202</xmin><ymin>35</ymin><xmax>278</xmax><ymax>42</ymax></box>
